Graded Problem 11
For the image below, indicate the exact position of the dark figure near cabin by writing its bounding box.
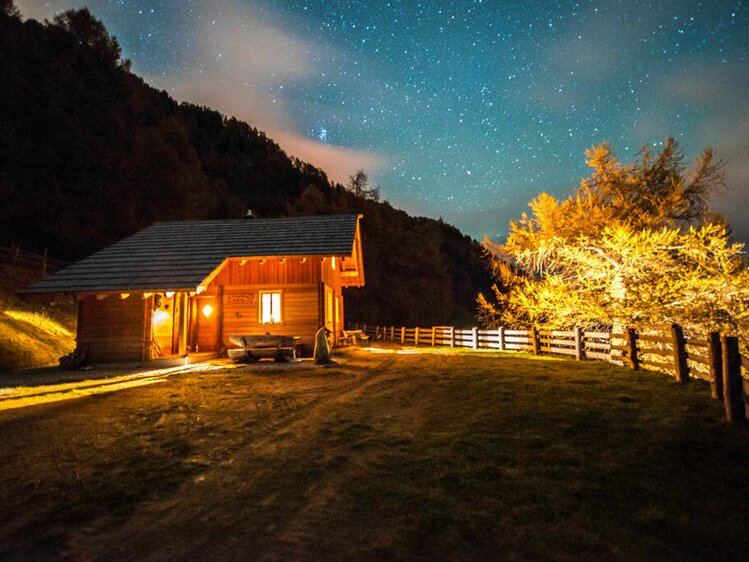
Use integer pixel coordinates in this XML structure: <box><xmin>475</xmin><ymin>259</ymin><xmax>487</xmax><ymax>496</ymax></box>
<box><xmin>314</xmin><ymin>327</ymin><xmax>332</xmax><ymax>364</ymax></box>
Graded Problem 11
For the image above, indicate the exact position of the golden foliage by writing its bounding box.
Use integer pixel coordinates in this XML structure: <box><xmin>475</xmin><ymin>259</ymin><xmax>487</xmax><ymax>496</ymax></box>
<box><xmin>511</xmin><ymin>225</ymin><xmax>749</xmax><ymax>332</ymax></box>
<box><xmin>479</xmin><ymin>139</ymin><xmax>747</xmax><ymax>335</ymax></box>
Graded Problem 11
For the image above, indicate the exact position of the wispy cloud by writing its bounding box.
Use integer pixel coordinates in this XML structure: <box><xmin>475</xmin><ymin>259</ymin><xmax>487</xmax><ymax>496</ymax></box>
<box><xmin>16</xmin><ymin>0</ymin><xmax>387</xmax><ymax>185</ymax></box>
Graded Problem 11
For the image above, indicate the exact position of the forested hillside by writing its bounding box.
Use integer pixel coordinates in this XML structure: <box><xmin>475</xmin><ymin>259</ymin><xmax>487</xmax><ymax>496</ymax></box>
<box><xmin>0</xmin><ymin>5</ymin><xmax>491</xmax><ymax>325</ymax></box>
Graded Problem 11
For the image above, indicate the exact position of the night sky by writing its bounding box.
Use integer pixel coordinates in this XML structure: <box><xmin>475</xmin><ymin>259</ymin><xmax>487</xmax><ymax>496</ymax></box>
<box><xmin>16</xmin><ymin>0</ymin><xmax>749</xmax><ymax>242</ymax></box>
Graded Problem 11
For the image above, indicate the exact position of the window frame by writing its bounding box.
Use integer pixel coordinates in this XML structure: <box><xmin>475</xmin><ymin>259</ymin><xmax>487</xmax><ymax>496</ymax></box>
<box><xmin>258</xmin><ymin>289</ymin><xmax>283</xmax><ymax>325</ymax></box>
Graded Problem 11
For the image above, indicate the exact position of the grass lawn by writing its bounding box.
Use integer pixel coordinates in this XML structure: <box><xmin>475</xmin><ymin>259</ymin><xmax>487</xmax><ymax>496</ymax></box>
<box><xmin>0</xmin><ymin>346</ymin><xmax>748</xmax><ymax>560</ymax></box>
<box><xmin>0</xmin><ymin>264</ymin><xmax>76</xmax><ymax>371</ymax></box>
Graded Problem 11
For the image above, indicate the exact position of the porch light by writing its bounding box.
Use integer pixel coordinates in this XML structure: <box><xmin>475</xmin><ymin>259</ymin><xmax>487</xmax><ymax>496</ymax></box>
<box><xmin>202</xmin><ymin>304</ymin><xmax>213</xmax><ymax>318</ymax></box>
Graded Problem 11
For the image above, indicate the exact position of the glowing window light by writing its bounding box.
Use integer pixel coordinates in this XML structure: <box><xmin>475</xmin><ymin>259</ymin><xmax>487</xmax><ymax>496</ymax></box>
<box><xmin>202</xmin><ymin>304</ymin><xmax>213</xmax><ymax>318</ymax></box>
<box><xmin>165</xmin><ymin>291</ymin><xmax>175</xmax><ymax>298</ymax></box>
<box><xmin>260</xmin><ymin>291</ymin><xmax>281</xmax><ymax>324</ymax></box>
<box><xmin>331</xmin><ymin>256</ymin><xmax>336</xmax><ymax>269</ymax></box>
<box><xmin>153</xmin><ymin>309</ymin><xmax>170</xmax><ymax>326</ymax></box>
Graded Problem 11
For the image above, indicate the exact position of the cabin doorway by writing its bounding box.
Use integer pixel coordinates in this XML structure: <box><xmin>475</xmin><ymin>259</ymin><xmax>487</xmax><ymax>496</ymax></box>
<box><xmin>192</xmin><ymin>295</ymin><xmax>219</xmax><ymax>352</ymax></box>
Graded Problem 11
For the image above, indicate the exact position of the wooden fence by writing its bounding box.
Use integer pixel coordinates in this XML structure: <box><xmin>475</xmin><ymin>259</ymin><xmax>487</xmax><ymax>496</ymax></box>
<box><xmin>351</xmin><ymin>323</ymin><xmax>749</xmax><ymax>425</ymax></box>
<box><xmin>1</xmin><ymin>244</ymin><xmax>67</xmax><ymax>276</ymax></box>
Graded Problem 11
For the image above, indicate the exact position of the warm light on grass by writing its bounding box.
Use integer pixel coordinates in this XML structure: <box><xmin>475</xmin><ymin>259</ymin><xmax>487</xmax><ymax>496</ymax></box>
<box><xmin>0</xmin><ymin>264</ymin><xmax>77</xmax><ymax>370</ymax></box>
<box><xmin>0</xmin><ymin>307</ymin><xmax>76</xmax><ymax>370</ymax></box>
<box><xmin>2</xmin><ymin>350</ymin><xmax>747</xmax><ymax>559</ymax></box>
<box><xmin>3</xmin><ymin>309</ymin><xmax>73</xmax><ymax>337</ymax></box>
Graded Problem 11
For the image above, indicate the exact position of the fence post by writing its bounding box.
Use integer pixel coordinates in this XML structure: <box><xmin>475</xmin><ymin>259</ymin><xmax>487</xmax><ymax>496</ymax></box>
<box><xmin>626</xmin><ymin>327</ymin><xmax>639</xmax><ymax>370</ymax></box>
<box><xmin>472</xmin><ymin>327</ymin><xmax>478</xmax><ymax>350</ymax></box>
<box><xmin>413</xmin><ymin>326</ymin><xmax>419</xmax><ymax>346</ymax></box>
<box><xmin>497</xmin><ymin>327</ymin><xmax>504</xmax><ymax>351</ymax></box>
<box><xmin>531</xmin><ymin>326</ymin><xmax>540</xmax><ymax>355</ymax></box>
<box><xmin>431</xmin><ymin>326</ymin><xmax>436</xmax><ymax>347</ymax></box>
<box><xmin>671</xmin><ymin>324</ymin><xmax>689</xmax><ymax>383</ymax></box>
<box><xmin>450</xmin><ymin>326</ymin><xmax>455</xmax><ymax>348</ymax></box>
<box><xmin>721</xmin><ymin>336</ymin><xmax>745</xmax><ymax>424</ymax></box>
<box><xmin>574</xmin><ymin>327</ymin><xmax>583</xmax><ymax>361</ymax></box>
<box><xmin>708</xmin><ymin>332</ymin><xmax>723</xmax><ymax>400</ymax></box>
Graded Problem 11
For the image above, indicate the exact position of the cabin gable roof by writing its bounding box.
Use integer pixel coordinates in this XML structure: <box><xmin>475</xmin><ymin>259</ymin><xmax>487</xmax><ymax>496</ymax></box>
<box><xmin>25</xmin><ymin>214</ymin><xmax>362</xmax><ymax>294</ymax></box>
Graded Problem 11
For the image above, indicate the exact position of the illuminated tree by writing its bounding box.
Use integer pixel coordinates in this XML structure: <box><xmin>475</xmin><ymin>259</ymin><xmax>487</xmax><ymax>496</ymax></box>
<box><xmin>502</xmin><ymin>138</ymin><xmax>724</xmax><ymax>274</ymax></box>
<box><xmin>479</xmin><ymin>140</ymin><xmax>749</xmax><ymax>336</ymax></box>
<box><xmin>508</xmin><ymin>225</ymin><xmax>749</xmax><ymax>332</ymax></box>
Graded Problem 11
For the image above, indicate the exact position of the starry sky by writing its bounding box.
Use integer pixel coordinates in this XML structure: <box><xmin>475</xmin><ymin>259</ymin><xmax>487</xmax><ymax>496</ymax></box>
<box><xmin>16</xmin><ymin>0</ymin><xmax>749</xmax><ymax>242</ymax></box>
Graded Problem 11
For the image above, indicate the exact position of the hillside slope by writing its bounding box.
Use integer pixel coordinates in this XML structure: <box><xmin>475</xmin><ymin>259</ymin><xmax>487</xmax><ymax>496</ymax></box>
<box><xmin>0</xmin><ymin>6</ymin><xmax>492</xmax><ymax>326</ymax></box>
<box><xmin>0</xmin><ymin>265</ymin><xmax>76</xmax><ymax>371</ymax></box>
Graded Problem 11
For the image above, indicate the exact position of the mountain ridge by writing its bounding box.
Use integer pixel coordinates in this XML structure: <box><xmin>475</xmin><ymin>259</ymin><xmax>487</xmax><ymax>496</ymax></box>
<box><xmin>0</xmin><ymin>5</ymin><xmax>492</xmax><ymax>325</ymax></box>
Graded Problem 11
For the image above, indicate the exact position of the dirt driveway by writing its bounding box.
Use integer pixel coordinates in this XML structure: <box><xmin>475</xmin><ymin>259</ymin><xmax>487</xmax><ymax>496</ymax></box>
<box><xmin>1</xmin><ymin>347</ymin><xmax>748</xmax><ymax>560</ymax></box>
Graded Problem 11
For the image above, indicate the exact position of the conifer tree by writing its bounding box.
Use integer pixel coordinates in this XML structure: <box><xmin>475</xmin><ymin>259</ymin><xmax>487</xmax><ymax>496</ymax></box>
<box><xmin>479</xmin><ymin>139</ymin><xmax>748</xmax><ymax>337</ymax></box>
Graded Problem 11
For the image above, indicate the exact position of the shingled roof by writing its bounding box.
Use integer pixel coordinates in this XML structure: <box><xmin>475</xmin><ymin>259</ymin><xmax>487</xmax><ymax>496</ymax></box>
<box><xmin>25</xmin><ymin>214</ymin><xmax>361</xmax><ymax>294</ymax></box>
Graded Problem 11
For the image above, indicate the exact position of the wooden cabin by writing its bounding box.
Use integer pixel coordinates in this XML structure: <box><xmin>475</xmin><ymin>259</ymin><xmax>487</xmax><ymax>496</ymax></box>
<box><xmin>24</xmin><ymin>214</ymin><xmax>365</xmax><ymax>362</ymax></box>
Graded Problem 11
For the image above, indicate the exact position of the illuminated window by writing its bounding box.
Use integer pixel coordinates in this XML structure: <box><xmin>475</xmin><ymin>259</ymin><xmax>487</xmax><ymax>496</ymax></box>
<box><xmin>335</xmin><ymin>295</ymin><xmax>340</xmax><ymax>323</ymax></box>
<box><xmin>260</xmin><ymin>291</ymin><xmax>282</xmax><ymax>324</ymax></box>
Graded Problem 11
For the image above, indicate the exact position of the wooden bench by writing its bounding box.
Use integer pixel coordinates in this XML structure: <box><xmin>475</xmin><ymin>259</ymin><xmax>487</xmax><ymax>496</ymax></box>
<box><xmin>227</xmin><ymin>335</ymin><xmax>300</xmax><ymax>363</ymax></box>
<box><xmin>341</xmin><ymin>329</ymin><xmax>370</xmax><ymax>347</ymax></box>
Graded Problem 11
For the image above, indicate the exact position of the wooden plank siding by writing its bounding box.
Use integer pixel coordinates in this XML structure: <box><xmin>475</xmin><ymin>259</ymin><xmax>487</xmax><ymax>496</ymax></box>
<box><xmin>77</xmin><ymin>295</ymin><xmax>148</xmax><ymax>362</ymax></box>
<box><xmin>321</xmin><ymin>256</ymin><xmax>345</xmax><ymax>343</ymax></box>
<box><xmin>220</xmin><ymin>285</ymin><xmax>320</xmax><ymax>351</ymax></box>
<box><xmin>201</xmin><ymin>256</ymin><xmax>343</xmax><ymax>352</ymax></box>
<box><xmin>208</xmin><ymin>257</ymin><xmax>322</xmax><ymax>287</ymax></box>
<box><xmin>75</xmin><ymin>255</ymin><xmax>350</xmax><ymax>360</ymax></box>
<box><xmin>34</xmin><ymin>215</ymin><xmax>364</xmax><ymax>363</ymax></box>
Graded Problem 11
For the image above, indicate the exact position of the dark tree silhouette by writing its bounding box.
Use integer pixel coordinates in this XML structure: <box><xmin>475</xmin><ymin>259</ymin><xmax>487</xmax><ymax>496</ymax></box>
<box><xmin>347</xmin><ymin>170</ymin><xmax>380</xmax><ymax>201</ymax></box>
<box><xmin>1</xmin><ymin>0</ymin><xmax>20</xmax><ymax>18</ymax></box>
<box><xmin>0</xmin><ymin>6</ymin><xmax>492</xmax><ymax>326</ymax></box>
<box><xmin>52</xmin><ymin>8</ymin><xmax>124</xmax><ymax>67</ymax></box>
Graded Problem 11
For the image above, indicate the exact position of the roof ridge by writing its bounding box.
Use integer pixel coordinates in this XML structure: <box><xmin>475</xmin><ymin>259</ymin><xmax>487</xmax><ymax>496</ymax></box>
<box><xmin>150</xmin><ymin>213</ymin><xmax>360</xmax><ymax>226</ymax></box>
<box><xmin>24</xmin><ymin>214</ymin><xmax>362</xmax><ymax>294</ymax></box>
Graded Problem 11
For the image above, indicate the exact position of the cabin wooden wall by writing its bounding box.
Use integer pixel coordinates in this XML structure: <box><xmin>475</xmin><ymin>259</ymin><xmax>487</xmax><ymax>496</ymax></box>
<box><xmin>202</xmin><ymin>258</ymin><xmax>324</xmax><ymax>352</ymax></box>
<box><xmin>209</xmin><ymin>257</ymin><xmax>322</xmax><ymax>287</ymax></box>
<box><xmin>220</xmin><ymin>285</ymin><xmax>320</xmax><ymax>350</ymax></box>
<box><xmin>195</xmin><ymin>294</ymin><xmax>219</xmax><ymax>352</ymax></box>
<box><xmin>321</xmin><ymin>257</ymin><xmax>345</xmax><ymax>341</ymax></box>
<box><xmin>77</xmin><ymin>295</ymin><xmax>148</xmax><ymax>362</ymax></box>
